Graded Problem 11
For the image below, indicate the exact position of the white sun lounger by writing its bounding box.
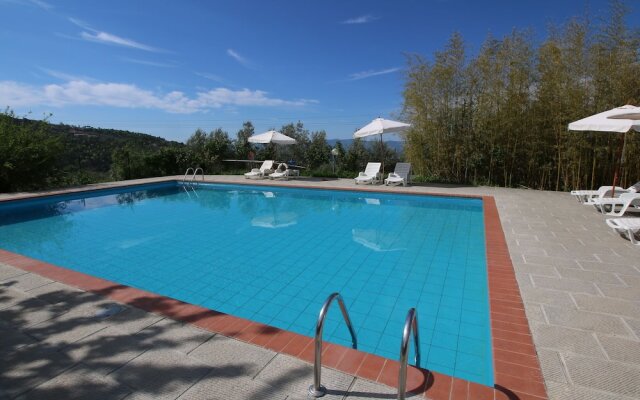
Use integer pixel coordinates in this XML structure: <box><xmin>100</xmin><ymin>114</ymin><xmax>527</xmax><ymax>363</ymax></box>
<box><xmin>572</xmin><ymin>181</ymin><xmax>640</xmax><ymax>204</ymax></box>
<box><xmin>606</xmin><ymin>218</ymin><xmax>640</xmax><ymax>245</ymax></box>
<box><xmin>384</xmin><ymin>163</ymin><xmax>411</xmax><ymax>186</ymax></box>
<box><xmin>593</xmin><ymin>193</ymin><xmax>640</xmax><ymax>216</ymax></box>
<box><xmin>571</xmin><ymin>186</ymin><xmax>627</xmax><ymax>204</ymax></box>
<box><xmin>244</xmin><ymin>160</ymin><xmax>274</xmax><ymax>179</ymax></box>
<box><xmin>354</xmin><ymin>162</ymin><xmax>382</xmax><ymax>185</ymax></box>
<box><xmin>268</xmin><ymin>163</ymin><xmax>298</xmax><ymax>180</ymax></box>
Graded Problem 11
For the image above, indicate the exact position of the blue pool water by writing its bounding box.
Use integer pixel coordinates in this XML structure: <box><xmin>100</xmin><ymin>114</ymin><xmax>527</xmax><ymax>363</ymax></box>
<box><xmin>0</xmin><ymin>182</ymin><xmax>493</xmax><ymax>385</ymax></box>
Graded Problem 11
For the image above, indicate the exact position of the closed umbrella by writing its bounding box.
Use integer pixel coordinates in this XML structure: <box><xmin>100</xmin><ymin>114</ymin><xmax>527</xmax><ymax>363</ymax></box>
<box><xmin>248</xmin><ymin>130</ymin><xmax>296</xmax><ymax>162</ymax></box>
<box><xmin>568</xmin><ymin>105</ymin><xmax>640</xmax><ymax>195</ymax></box>
<box><xmin>353</xmin><ymin>117</ymin><xmax>411</xmax><ymax>174</ymax></box>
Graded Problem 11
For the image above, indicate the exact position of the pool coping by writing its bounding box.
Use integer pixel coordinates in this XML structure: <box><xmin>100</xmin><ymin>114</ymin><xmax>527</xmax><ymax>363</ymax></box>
<box><xmin>0</xmin><ymin>179</ymin><xmax>547</xmax><ymax>400</ymax></box>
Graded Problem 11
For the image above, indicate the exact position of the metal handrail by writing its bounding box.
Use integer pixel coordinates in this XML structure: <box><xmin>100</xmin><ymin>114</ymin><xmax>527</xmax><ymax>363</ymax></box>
<box><xmin>190</xmin><ymin>167</ymin><xmax>204</xmax><ymax>185</ymax></box>
<box><xmin>308</xmin><ymin>292</ymin><xmax>357</xmax><ymax>398</ymax></box>
<box><xmin>183</xmin><ymin>167</ymin><xmax>194</xmax><ymax>183</ymax></box>
<box><xmin>398</xmin><ymin>308</ymin><xmax>420</xmax><ymax>400</ymax></box>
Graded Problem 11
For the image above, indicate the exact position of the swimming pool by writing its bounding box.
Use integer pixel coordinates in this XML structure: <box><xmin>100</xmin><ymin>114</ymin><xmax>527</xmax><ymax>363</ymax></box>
<box><xmin>0</xmin><ymin>182</ymin><xmax>493</xmax><ymax>385</ymax></box>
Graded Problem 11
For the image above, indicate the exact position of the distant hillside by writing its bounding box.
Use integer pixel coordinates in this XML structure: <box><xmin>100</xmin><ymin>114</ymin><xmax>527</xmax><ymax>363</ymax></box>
<box><xmin>327</xmin><ymin>139</ymin><xmax>404</xmax><ymax>153</ymax></box>
<box><xmin>10</xmin><ymin>117</ymin><xmax>183</xmax><ymax>173</ymax></box>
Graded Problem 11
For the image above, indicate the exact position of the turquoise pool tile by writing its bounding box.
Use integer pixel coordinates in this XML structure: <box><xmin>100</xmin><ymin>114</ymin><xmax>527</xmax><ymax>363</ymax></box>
<box><xmin>428</xmin><ymin>346</ymin><xmax>457</xmax><ymax>369</ymax></box>
<box><xmin>0</xmin><ymin>182</ymin><xmax>492</xmax><ymax>387</ymax></box>
<box><xmin>431</xmin><ymin>331</ymin><xmax>459</xmax><ymax>351</ymax></box>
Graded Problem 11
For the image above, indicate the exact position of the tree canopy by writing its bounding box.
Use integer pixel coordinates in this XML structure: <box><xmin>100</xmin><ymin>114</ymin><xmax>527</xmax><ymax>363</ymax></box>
<box><xmin>402</xmin><ymin>1</ymin><xmax>640</xmax><ymax>189</ymax></box>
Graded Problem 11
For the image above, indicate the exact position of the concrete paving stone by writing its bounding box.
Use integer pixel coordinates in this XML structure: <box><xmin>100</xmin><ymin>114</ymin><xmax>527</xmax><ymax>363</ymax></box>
<box><xmin>619</xmin><ymin>274</ymin><xmax>640</xmax><ymax>287</ymax></box>
<box><xmin>572</xmin><ymin>293</ymin><xmax>640</xmax><ymax>319</ymax></box>
<box><xmin>0</xmin><ymin>297</ymin><xmax>67</xmax><ymax>328</ymax></box>
<box><xmin>135</xmin><ymin>318</ymin><xmax>213</xmax><ymax>355</ymax></box>
<box><xmin>189</xmin><ymin>335</ymin><xmax>276</xmax><ymax>377</ymax></box>
<box><xmin>557</xmin><ymin>267</ymin><xmax>623</xmax><ymax>285</ymax></box>
<box><xmin>597</xmin><ymin>334</ymin><xmax>640</xmax><ymax>365</ymax></box>
<box><xmin>524</xmin><ymin>304</ymin><xmax>546</xmax><ymax>323</ymax></box>
<box><xmin>345</xmin><ymin>377</ymin><xmax>423</xmax><ymax>398</ymax></box>
<box><xmin>519</xmin><ymin>286</ymin><xmax>577</xmax><ymax>308</ymax></box>
<box><xmin>0</xmin><ymin>263</ymin><xmax>28</xmax><ymax>281</ymax></box>
<box><xmin>0</xmin><ymin>286</ymin><xmax>32</xmax><ymax>310</ymax></box>
<box><xmin>577</xmin><ymin>260</ymin><xmax>640</xmax><ymax>276</ymax></box>
<box><xmin>514</xmin><ymin>263</ymin><xmax>560</xmax><ymax>278</ymax></box>
<box><xmin>545</xmin><ymin>381</ymin><xmax>637</xmax><ymax>400</ymax></box>
<box><xmin>176</xmin><ymin>374</ymin><xmax>287</xmax><ymax>400</ymax></box>
<box><xmin>0</xmin><ymin>344</ymin><xmax>76</xmax><ymax>398</ymax></box>
<box><xmin>531</xmin><ymin>276</ymin><xmax>599</xmax><ymax>295</ymax></box>
<box><xmin>596</xmin><ymin>283</ymin><xmax>640</xmax><ymax>301</ymax></box>
<box><xmin>66</xmin><ymin>326</ymin><xmax>151</xmax><ymax>375</ymax></box>
<box><xmin>514</xmin><ymin>272</ymin><xmax>533</xmax><ymax>288</ymax></box>
<box><xmin>625</xmin><ymin>318</ymin><xmax>640</xmax><ymax>340</ymax></box>
<box><xmin>25</xmin><ymin>282</ymin><xmax>90</xmax><ymax>307</ymax></box>
<box><xmin>523</xmin><ymin>255</ymin><xmax>579</xmax><ymax>268</ymax></box>
<box><xmin>111</xmin><ymin>348</ymin><xmax>211</xmax><ymax>400</ymax></box>
<box><xmin>531</xmin><ymin>323</ymin><xmax>606</xmax><ymax>357</ymax></box>
<box><xmin>254</xmin><ymin>354</ymin><xmax>354</xmax><ymax>400</ymax></box>
<box><xmin>0</xmin><ymin>324</ymin><xmax>38</xmax><ymax>353</ymax></box>
<box><xmin>103</xmin><ymin>306</ymin><xmax>164</xmax><ymax>334</ymax></box>
<box><xmin>543</xmin><ymin>306</ymin><xmax>631</xmax><ymax>336</ymax></box>
<box><xmin>510</xmin><ymin>246</ymin><xmax>547</xmax><ymax>257</ymax></box>
<box><xmin>537</xmin><ymin>348</ymin><xmax>568</xmax><ymax>384</ymax></box>
<box><xmin>15</xmin><ymin>364</ymin><xmax>131</xmax><ymax>400</ymax></box>
<box><xmin>0</xmin><ymin>273</ymin><xmax>53</xmax><ymax>292</ymax></box>
<box><xmin>26</xmin><ymin>303</ymin><xmax>113</xmax><ymax>348</ymax></box>
<box><xmin>563</xmin><ymin>354</ymin><xmax>640</xmax><ymax>398</ymax></box>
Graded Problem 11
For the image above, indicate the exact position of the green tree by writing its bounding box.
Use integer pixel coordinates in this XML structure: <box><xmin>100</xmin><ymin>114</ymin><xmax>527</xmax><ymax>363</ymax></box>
<box><xmin>344</xmin><ymin>138</ymin><xmax>370</xmax><ymax>172</ymax></box>
<box><xmin>306</xmin><ymin>131</ymin><xmax>331</xmax><ymax>168</ymax></box>
<box><xmin>235</xmin><ymin>121</ymin><xmax>255</xmax><ymax>159</ymax></box>
<box><xmin>0</xmin><ymin>110</ymin><xmax>62</xmax><ymax>192</ymax></box>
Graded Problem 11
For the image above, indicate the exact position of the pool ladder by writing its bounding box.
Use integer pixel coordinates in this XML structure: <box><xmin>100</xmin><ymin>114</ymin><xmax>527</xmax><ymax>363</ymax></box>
<box><xmin>308</xmin><ymin>293</ymin><xmax>420</xmax><ymax>400</ymax></box>
<box><xmin>183</xmin><ymin>167</ymin><xmax>204</xmax><ymax>186</ymax></box>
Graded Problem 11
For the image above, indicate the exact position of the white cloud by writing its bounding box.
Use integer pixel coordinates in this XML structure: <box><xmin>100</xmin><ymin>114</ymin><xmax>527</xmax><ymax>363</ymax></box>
<box><xmin>80</xmin><ymin>31</ymin><xmax>162</xmax><ymax>52</ymax></box>
<box><xmin>0</xmin><ymin>80</ymin><xmax>316</xmax><ymax>114</ymax></box>
<box><xmin>67</xmin><ymin>17</ymin><xmax>165</xmax><ymax>52</ymax></box>
<box><xmin>342</xmin><ymin>15</ymin><xmax>378</xmax><ymax>24</ymax></box>
<box><xmin>349</xmin><ymin>67</ymin><xmax>401</xmax><ymax>80</ymax></box>
<box><xmin>3</xmin><ymin>0</ymin><xmax>53</xmax><ymax>10</ymax></box>
<box><xmin>227</xmin><ymin>49</ymin><xmax>250</xmax><ymax>67</ymax></box>
<box><xmin>122</xmin><ymin>58</ymin><xmax>177</xmax><ymax>68</ymax></box>
<box><xmin>67</xmin><ymin>17</ymin><xmax>91</xmax><ymax>30</ymax></box>
<box><xmin>28</xmin><ymin>0</ymin><xmax>52</xmax><ymax>9</ymax></box>
<box><xmin>195</xmin><ymin>72</ymin><xmax>227</xmax><ymax>84</ymax></box>
<box><xmin>38</xmin><ymin>68</ymin><xmax>94</xmax><ymax>82</ymax></box>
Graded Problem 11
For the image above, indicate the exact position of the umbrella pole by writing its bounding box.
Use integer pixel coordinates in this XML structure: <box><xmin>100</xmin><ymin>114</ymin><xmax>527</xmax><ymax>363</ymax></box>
<box><xmin>380</xmin><ymin>133</ymin><xmax>384</xmax><ymax>177</ymax></box>
<box><xmin>611</xmin><ymin>132</ymin><xmax>626</xmax><ymax>197</ymax></box>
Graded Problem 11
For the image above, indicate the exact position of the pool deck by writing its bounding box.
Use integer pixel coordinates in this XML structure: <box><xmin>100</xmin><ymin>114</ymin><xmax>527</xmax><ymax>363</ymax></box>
<box><xmin>1</xmin><ymin>176</ymin><xmax>639</xmax><ymax>400</ymax></box>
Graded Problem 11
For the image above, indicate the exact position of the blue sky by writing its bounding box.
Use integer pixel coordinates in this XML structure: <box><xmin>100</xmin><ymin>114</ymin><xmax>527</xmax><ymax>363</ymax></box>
<box><xmin>0</xmin><ymin>0</ymin><xmax>636</xmax><ymax>141</ymax></box>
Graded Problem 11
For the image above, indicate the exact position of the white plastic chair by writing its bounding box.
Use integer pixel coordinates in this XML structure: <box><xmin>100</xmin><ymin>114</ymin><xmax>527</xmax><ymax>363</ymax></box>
<box><xmin>244</xmin><ymin>160</ymin><xmax>274</xmax><ymax>179</ymax></box>
<box><xmin>593</xmin><ymin>193</ymin><xmax>640</xmax><ymax>216</ymax></box>
<box><xmin>269</xmin><ymin>163</ymin><xmax>289</xmax><ymax>180</ymax></box>
<box><xmin>385</xmin><ymin>163</ymin><xmax>411</xmax><ymax>186</ymax></box>
<box><xmin>354</xmin><ymin>162</ymin><xmax>382</xmax><ymax>185</ymax></box>
<box><xmin>571</xmin><ymin>186</ymin><xmax>627</xmax><ymax>204</ymax></box>
<box><xmin>606</xmin><ymin>218</ymin><xmax>640</xmax><ymax>245</ymax></box>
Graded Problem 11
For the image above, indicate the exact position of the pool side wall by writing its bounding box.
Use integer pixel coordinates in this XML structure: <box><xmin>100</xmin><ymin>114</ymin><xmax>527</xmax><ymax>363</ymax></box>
<box><xmin>0</xmin><ymin>181</ymin><xmax>546</xmax><ymax>400</ymax></box>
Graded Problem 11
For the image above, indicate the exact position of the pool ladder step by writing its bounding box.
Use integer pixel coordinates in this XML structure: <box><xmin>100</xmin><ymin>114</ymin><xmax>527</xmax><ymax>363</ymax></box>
<box><xmin>308</xmin><ymin>292</ymin><xmax>420</xmax><ymax>400</ymax></box>
<box><xmin>183</xmin><ymin>167</ymin><xmax>204</xmax><ymax>186</ymax></box>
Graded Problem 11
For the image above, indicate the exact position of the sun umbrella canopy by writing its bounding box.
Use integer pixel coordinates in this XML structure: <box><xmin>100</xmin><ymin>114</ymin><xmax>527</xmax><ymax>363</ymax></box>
<box><xmin>353</xmin><ymin>118</ymin><xmax>411</xmax><ymax>138</ymax></box>
<box><xmin>568</xmin><ymin>105</ymin><xmax>640</xmax><ymax>133</ymax></box>
<box><xmin>248</xmin><ymin>130</ymin><xmax>297</xmax><ymax>145</ymax></box>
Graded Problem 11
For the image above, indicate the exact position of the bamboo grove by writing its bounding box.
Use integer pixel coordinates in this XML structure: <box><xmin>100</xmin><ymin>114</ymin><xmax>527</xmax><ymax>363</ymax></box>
<box><xmin>402</xmin><ymin>1</ymin><xmax>640</xmax><ymax>190</ymax></box>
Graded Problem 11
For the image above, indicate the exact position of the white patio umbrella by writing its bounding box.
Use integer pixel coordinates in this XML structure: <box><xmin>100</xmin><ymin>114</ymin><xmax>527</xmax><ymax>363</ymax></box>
<box><xmin>353</xmin><ymin>117</ymin><xmax>411</xmax><ymax>173</ymax></box>
<box><xmin>248</xmin><ymin>130</ymin><xmax>296</xmax><ymax>161</ymax></box>
<box><xmin>568</xmin><ymin>105</ymin><xmax>640</xmax><ymax>195</ymax></box>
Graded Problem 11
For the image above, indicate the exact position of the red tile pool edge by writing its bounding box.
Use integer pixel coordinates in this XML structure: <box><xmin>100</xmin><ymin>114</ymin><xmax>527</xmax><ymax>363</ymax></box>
<box><xmin>0</xmin><ymin>186</ymin><xmax>547</xmax><ymax>400</ymax></box>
